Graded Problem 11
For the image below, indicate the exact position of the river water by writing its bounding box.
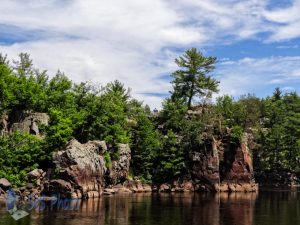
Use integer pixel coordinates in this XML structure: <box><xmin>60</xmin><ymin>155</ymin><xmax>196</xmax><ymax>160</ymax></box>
<box><xmin>1</xmin><ymin>190</ymin><xmax>300</xmax><ymax>225</ymax></box>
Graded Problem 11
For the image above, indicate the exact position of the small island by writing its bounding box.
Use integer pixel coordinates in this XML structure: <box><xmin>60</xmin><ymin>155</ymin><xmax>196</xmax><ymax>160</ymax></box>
<box><xmin>0</xmin><ymin>49</ymin><xmax>299</xmax><ymax>201</ymax></box>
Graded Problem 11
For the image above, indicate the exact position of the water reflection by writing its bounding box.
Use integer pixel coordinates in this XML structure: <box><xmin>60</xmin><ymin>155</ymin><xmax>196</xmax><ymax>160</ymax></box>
<box><xmin>0</xmin><ymin>191</ymin><xmax>299</xmax><ymax>225</ymax></box>
<box><xmin>219</xmin><ymin>192</ymin><xmax>257</xmax><ymax>225</ymax></box>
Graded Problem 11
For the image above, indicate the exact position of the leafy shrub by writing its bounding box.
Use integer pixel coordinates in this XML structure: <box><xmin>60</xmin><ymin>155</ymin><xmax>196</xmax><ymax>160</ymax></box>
<box><xmin>230</xmin><ymin>125</ymin><xmax>244</xmax><ymax>143</ymax></box>
<box><xmin>0</xmin><ymin>132</ymin><xmax>45</xmax><ymax>186</ymax></box>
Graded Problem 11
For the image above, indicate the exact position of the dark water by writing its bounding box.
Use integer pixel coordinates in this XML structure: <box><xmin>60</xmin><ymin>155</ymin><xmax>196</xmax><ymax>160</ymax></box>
<box><xmin>1</xmin><ymin>190</ymin><xmax>300</xmax><ymax>225</ymax></box>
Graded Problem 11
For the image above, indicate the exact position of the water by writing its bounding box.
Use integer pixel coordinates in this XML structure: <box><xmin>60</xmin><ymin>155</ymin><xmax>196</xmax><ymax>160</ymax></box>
<box><xmin>1</xmin><ymin>190</ymin><xmax>300</xmax><ymax>225</ymax></box>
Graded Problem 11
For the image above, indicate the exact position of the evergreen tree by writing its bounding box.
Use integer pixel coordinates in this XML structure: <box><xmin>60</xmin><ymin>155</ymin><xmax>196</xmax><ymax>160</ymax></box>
<box><xmin>171</xmin><ymin>48</ymin><xmax>219</xmax><ymax>109</ymax></box>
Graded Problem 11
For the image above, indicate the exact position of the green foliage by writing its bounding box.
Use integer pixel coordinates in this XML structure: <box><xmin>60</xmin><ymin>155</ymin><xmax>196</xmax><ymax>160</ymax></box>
<box><xmin>2</xmin><ymin>51</ymin><xmax>300</xmax><ymax>187</ymax></box>
<box><xmin>181</xmin><ymin>116</ymin><xmax>205</xmax><ymax>152</ymax></box>
<box><xmin>230</xmin><ymin>125</ymin><xmax>244</xmax><ymax>143</ymax></box>
<box><xmin>160</xmin><ymin>97</ymin><xmax>188</xmax><ymax>132</ymax></box>
<box><xmin>0</xmin><ymin>132</ymin><xmax>44</xmax><ymax>186</ymax></box>
<box><xmin>155</xmin><ymin>130</ymin><xmax>186</xmax><ymax>182</ymax></box>
<box><xmin>104</xmin><ymin>151</ymin><xmax>112</xmax><ymax>169</ymax></box>
<box><xmin>129</xmin><ymin>103</ymin><xmax>161</xmax><ymax>181</ymax></box>
<box><xmin>254</xmin><ymin>91</ymin><xmax>300</xmax><ymax>173</ymax></box>
<box><xmin>171</xmin><ymin>48</ymin><xmax>219</xmax><ymax>109</ymax></box>
<box><xmin>216</xmin><ymin>94</ymin><xmax>262</xmax><ymax>129</ymax></box>
<box><xmin>45</xmin><ymin>109</ymin><xmax>74</xmax><ymax>152</ymax></box>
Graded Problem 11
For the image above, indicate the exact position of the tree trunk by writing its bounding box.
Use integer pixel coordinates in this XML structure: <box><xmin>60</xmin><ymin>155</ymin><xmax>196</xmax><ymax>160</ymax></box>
<box><xmin>187</xmin><ymin>95</ymin><xmax>192</xmax><ymax>109</ymax></box>
<box><xmin>187</xmin><ymin>82</ymin><xmax>195</xmax><ymax>109</ymax></box>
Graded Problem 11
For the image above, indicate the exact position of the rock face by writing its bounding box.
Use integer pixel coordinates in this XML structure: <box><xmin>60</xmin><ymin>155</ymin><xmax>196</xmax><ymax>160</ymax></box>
<box><xmin>1</xmin><ymin>110</ymin><xmax>49</xmax><ymax>137</ymax></box>
<box><xmin>192</xmin><ymin>132</ymin><xmax>258</xmax><ymax>192</ymax></box>
<box><xmin>107</xmin><ymin>144</ymin><xmax>131</xmax><ymax>185</ymax></box>
<box><xmin>46</xmin><ymin>139</ymin><xmax>107</xmax><ymax>198</ymax></box>
<box><xmin>220</xmin><ymin>133</ymin><xmax>256</xmax><ymax>184</ymax></box>
<box><xmin>0</xmin><ymin>115</ymin><xmax>9</xmax><ymax>136</ymax></box>
<box><xmin>124</xmin><ymin>180</ymin><xmax>152</xmax><ymax>193</ymax></box>
<box><xmin>11</xmin><ymin>111</ymin><xmax>49</xmax><ymax>137</ymax></box>
<box><xmin>191</xmin><ymin>136</ymin><xmax>220</xmax><ymax>191</ymax></box>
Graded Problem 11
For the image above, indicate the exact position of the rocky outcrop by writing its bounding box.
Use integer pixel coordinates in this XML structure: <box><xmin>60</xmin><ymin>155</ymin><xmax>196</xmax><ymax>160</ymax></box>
<box><xmin>10</xmin><ymin>111</ymin><xmax>49</xmax><ymax>137</ymax></box>
<box><xmin>107</xmin><ymin>144</ymin><xmax>131</xmax><ymax>185</ymax></box>
<box><xmin>45</xmin><ymin>139</ymin><xmax>107</xmax><ymax>198</ymax></box>
<box><xmin>191</xmin><ymin>135</ymin><xmax>220</xmax><ymax>191</ymax></box>
<box><xmin>218</xmin><ymin>133</ymin><xmax>257</xmax><ymax>192</ymax></box>
<box><xmin>124</xmin><ymin>180</ymin><xmax>152</xmax><ymax>193</ymax></box>
<box><xmin>191</xmin><ymin>132</ymin><xmax>258</xmax><ymax>192</ymax></box>
<box><xmin>0</xmin><ymin>178</ymin><xmax>11</xmax><ymax>190</ymax></box>
<box><xmin>0</xmin><ymin>110</ymin><xmax>49</xmax><ymax>137</ymax></box>
<box><xmin>157</xmin><ymin>180</ymin><xmax>194</xmax><ymax>192</ymax></box>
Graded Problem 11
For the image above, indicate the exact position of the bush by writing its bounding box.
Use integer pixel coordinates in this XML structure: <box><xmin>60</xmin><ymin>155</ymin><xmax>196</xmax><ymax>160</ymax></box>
<box><xmin>230</xmin><ymin>125</ymin><xmax>244</xmax><ymax>143</ymax></box>
<box><xmin>104</xmin><ymin>151</ymin><xmax>112</xmax><ymax>169</ymax></box>
<box><xmin>0</xmin><ymin>132</ymin><xmax>45</xmax><ymax>186</ymax></box>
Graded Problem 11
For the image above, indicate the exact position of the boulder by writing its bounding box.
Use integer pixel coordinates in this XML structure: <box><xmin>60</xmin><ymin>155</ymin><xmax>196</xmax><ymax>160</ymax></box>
<box><xmin>25</xmin><ymin>183</ymin><xmax>34</xmax><ymax>190</ymax></box>
<box><xmin>47</xmin><ymin>139</ymin><xmax>107</xmax><ymax>198</ymax></box>
<box><xmin>28</xmin><ymin>169</ymin><xmax>44</xmax><ymax>179</ymax></box>
<box><xmin>48</xmin><ymin>179</ymin><xmax>73</xmax><ymax>198</ymax></box>
<box><xmin>159</xmin><ymin>183</ymin><xmax>171</xmax><ymax>192</ymax></box>
<box><xmin>117</xmin><ymin>187</ymin><xmax>132</xmax><ymax>194</ymax></box>
<box><xmin>143</xmin><ymin>184</ymin><xmax>152</xmax><ymax>192</ymax></box>
<box><xmin>103</xmin><ymin>188</ymin><xmax>116</xmax><ymax>194</ymax></box>
<box><xmin>125</xmin><ymin>180</ymin><xmax>153</xmax><ymax>192</ymax></box>
<box><xmin>216</xmin><ymin>183</ymin><xmax>229</xmax><ymax>192</ymax></box>
<box><xmin>0</xmin><ymin>178</ymin><xmax>11</xmax><ymax>190</ymax></box>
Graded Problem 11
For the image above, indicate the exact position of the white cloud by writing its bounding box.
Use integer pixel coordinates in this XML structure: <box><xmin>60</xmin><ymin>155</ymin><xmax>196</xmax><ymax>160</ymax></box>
<box><xmin>216</xmin><ymin>56</ymin><xmax>300</xmax><ymax>97</ymax></box>
<box><xmin>0</xmin><ymin>0</ymin><xmax>300</xmax><ymax>108</ymax></box>
<box><xmin>263</xmin><ymin>0</ymin><xmax>300</xmax><ymax>41</ymax></box>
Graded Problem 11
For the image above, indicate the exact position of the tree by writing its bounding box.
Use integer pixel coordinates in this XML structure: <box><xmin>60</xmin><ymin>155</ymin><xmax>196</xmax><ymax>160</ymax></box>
<box><xmin>155</xmin><ymin>130</ymin><xmax>186</xmax><ymax>182</ymax></box>
<box><xmin>105</xmin><ymin>80</ymin><xmax>131</xmax><ymax>103</ymax></box>
<box><xmin>171</xmin><ymin>48</ymin><xmax>219</xmax><ymax>109</ymax></box>
<box><xmin>129</xmin><ymin>104</ymin><xmax>161</xmax><ymax>181</ymax></box>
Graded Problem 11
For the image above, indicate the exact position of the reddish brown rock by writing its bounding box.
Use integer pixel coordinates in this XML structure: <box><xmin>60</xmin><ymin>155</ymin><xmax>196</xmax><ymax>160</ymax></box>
<box><xmin>220</xmin><ymin>133</ymin><xmax>258</xmax><ymax>192</ymax></box>
<box><xmin>47</xmin><ymin>139</ymin><xmax>107</xmax><ymax>198</ymax></box>
<box><xmin>191</xmin><ymin>132</ymin><xmax>257</xmax><ymax>192</ymax></box>
<box><xmin>191</xmin><ymin>136</ymin><xmax>220</xmax><ymax>190</ymax></box>
<box><xmin>159</xmin><ymin>183</ymin><xmax>171</xmax><ymax>192</ymax></box>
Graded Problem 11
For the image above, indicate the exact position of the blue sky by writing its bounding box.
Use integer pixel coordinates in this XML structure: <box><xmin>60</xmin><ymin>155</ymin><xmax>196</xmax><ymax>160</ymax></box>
<box><xmin>0</xmin><ymin>0</ymin><xmax>300</xmax><ymax>108</ymax></box>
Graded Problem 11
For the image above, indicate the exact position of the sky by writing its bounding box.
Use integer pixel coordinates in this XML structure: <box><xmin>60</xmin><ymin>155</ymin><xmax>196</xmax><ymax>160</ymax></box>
<box><xmin>0</xmin><ymin>0</ymin><xmax>300</xmax><ymax>109</ymax></box>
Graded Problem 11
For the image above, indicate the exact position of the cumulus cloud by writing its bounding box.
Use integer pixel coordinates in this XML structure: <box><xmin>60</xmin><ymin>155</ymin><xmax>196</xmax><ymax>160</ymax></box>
<box><xmin>216</xmin><ymin>56</ymin><xmax>300</xmax><ymax>97</ymax></box>
<box><xmin>0</xmin><ymin>0</ymin><xmax>300</xmax><ymax>108</ymax></box>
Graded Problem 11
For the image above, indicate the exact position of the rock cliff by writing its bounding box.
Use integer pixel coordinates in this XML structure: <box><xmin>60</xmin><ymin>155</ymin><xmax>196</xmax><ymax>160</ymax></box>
<box><xmin>191</xmin><ymin>132</ymin><xmax>258</xmax><ymax>192</ymax></box>
<box><xmin>0</xmin><ymin>110</ymin><xmax>49</xmax><ymax>138</ymax></box>
<box><xmin>45</xmin><ymin>139</ymin><xmax>107</xmax><ymax>198</ymax></box>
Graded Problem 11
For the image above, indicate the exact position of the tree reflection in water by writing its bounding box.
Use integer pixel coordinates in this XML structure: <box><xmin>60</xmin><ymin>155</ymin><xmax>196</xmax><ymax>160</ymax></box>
<box><xmin>1</xmin><ymin>191</ymin><xmax>300</xmax><ymax>225</ymax></box>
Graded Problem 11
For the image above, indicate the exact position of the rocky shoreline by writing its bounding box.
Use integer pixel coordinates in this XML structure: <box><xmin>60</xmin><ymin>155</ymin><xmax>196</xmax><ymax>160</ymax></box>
<box><xmin>0</xmin><ymin>134</ymin><xmax>259</xmax><ymax>200</ymax></box>
<box><xmin>2</xmin><ymin>111</ymin><xmax>297</xmax><ymax>200</ymax></box>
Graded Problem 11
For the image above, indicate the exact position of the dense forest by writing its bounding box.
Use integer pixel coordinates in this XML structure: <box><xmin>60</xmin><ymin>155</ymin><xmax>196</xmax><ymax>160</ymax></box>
<box><xmin>1</xmin><ymin>49</ymin><xmax>300</xmax><ymax>186</ymax></box>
